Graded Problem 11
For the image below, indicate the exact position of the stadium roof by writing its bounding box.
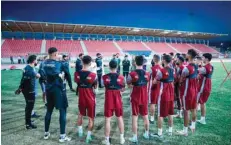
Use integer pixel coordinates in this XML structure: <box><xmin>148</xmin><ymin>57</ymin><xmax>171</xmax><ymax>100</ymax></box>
<box><xmin>1</xmin><ymin>20</ymin><xmax>228</xmax><ymax>39</ymax></box>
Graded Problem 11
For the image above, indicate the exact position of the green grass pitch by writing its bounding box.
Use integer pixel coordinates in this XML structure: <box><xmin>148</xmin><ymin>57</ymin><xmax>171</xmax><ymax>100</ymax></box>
<box><xmin>1</xmin><ymin>62</ymin><xmax>231</xmax><ymax>145</ymax></box>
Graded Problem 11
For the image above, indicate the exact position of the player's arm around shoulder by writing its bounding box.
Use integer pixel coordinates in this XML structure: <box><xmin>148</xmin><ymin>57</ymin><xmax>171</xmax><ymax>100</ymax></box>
<box><xmin>91</xmin><ymin>72</ymin><xmax>98</xmax><ymax>89</ymax></box>
<box><xmin>119</xmin><ymin>75</ymin><xmax>126</xmax><ymax>92</ymax></box>
<box><xmin>126</xmin><ymin>72</ymin><xmax>134</xmax><ymax>88</ymax></box>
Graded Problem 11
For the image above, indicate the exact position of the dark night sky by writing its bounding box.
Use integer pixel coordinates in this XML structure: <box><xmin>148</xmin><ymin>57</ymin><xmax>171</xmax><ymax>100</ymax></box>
<box><xmin>2</xmin><ymin>1</ymin><xmax>231</xmax><ymax>40</ymax></box>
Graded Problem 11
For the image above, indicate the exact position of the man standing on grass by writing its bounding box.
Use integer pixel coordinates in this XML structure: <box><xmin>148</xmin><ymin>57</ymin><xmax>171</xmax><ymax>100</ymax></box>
<box><xmin>42</xmin><ymin>47</ymin><xmax>71</xmax><ymax>143</ymax></box>
<box><xmin>10</xmin><ymin>56</ymin><xmax>14</xmax><ymax>64</ymax></box>
<box><xmin>116</xmin><ymin>53</ymin><xmax>121</xmax><ymax>74</ymax></box>
<box><xmin>122</xmin><ymin>55</ymin><xmax>130</xmax><ymax>80</ymax></box>
<box><xmin>95</xmin><ymin>53</ymin><xmax>103</xmax><ymax>88</ymax></box>
<box><xmin>15</xmin><ymin>55</ymin><xmax>40</xmax><ymax>129</ymax></box>
<box><xmin>74</xmin><ymin>55</ymin><xmax>97</xmax><ymax>143</ymax></box>
<box><xmin>174</xmin><ymin>56</ymin><xmax>185</xmax><ymax>118</ymax></box>
<box><xmin>197</xmin><ymin>53</ymin><xmax>213</xmax><ymax>125</ymax></box>
<box><xmin>38</xmin><ymin>56</ymin><xmax>47</xmax><ymax>105</ymax></box>
<box><xmin>150</xmin><ymin>55</ymin><xmax>174</xmax><ymax>138</ymax></box>
<box><xmin>62</xmin><ymin>55</ymin><xmax>75</xmax><ymax>92</ymax></box>
<box><xmin>148</xmin><ymin>54</ymin><xmax>162</xmax><ymax>124</ymax></box>
<box><xmin>75</xmin><ymin>53</ymin><xmax>84</xmax><ymax>95</ymax></box>
<box><xmin>177</xmin><ymin>49</ymin><xmax>198</xmax><ymax>136</ymax></box>
<box><xmin>195</xmin><ymin>56</ymin><xmax>203</xmax><ymax>111</ymax></box>
<box><xmin>101</xmin><ymin>60</ymin><xmax>126</xmax><ymax>145</ymax></box>
<box><xmin>127</xmin><ymin>55</ymin><xmax>150</xmax><ymax>143</ymax></box>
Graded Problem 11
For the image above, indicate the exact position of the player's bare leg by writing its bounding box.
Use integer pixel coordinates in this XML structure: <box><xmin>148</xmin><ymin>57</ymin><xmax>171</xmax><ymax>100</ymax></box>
<box><xmin>177</xmin><ymin>110</ymin><xmax>189</xmax><ymax>136</ymax></box>
<box><xmin>117</xmin><ymin>116</ymin><xmax>125</xmax><ymax>144</ymax></box>
<box><xmin>129</xmin><ymin>115</ymin><xmax>138</xmax><ymax>143</ymax></box>
<box><xmin>142</xmin><ymin>115</ymin><xmax>149</xmax><ymax>139</ymax></box>
<box><xmin>77</xmin><ymin>114</ymin><xmax>83</xmax><ymax>137</ymax></box>
<box><xmin>86</xmin><ymin>117</ymin><xmax>94</xmax><ymax>143</ymax></box>
<box><xmin>189</xmin><ymin>109</ymin><xmax>196</xmax><ymax>133</ymax></box>
<box><xmin>103</xmin><ymin>117</ymin><xmax>111</xmax><ymax>145</ymax></box>
<box><xmin>150</xmin><ymin>104</ymin><xmax>155</xmax><ymax>123</ymax></box>
<box><xmin>197</xmin><ymin>103</ymin><xmax>201</xmax><ymax>111</ymax></box>
<box><xmin>168</xmin><ymin>115</ymin><xmax>173</xmax><ymax>136</ymax></box>
<box><xmin>151</xmin><ymin>116</ymin><xmax>163</xmax><ymax>138</ymax></box>
<box><xmin>197</xmin><ymin>103</ymin><xmax>206</xmax><ymax>124</ymax></box>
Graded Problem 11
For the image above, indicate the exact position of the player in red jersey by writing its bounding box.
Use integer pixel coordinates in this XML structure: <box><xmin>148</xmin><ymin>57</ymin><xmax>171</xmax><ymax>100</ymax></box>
<box><xmin>148</xmin><ymin>54</ymin><xmax>162</xmax><ymax>124</ymax></box>
<box><xmin>174</xmin><ymin>55</ymin><xmax>185</xmax><ymax>118</ymax></box>
<box><xmin>151</xmin><ymin>55</ymin><xmax>175</xmax><ymax>138</ymax></box>
<box><xmin>177</xmin><ymin>49</ymin><xmax>198</xmax><ymax>136</ymax></box>
<box><xmin>195</xmin><ymin>56</ymin><xmax>203</xmax><ymax>111</ymax></box>
<box><xmin>127</xmin><ymin>55</ymin><xmax>150</xmax><ymax>143</ymax></box>
<box><xmin>197</xmin><ymin>53</ymin><xmax>213</xmax><ymax>125</ymax></box>
<box><xmin>101</xmin><ymin>60</ymin><xmax>125</xmax><ymax>145</ymax></box>
<box><xmin>74</xmin><ymin>55</ymin><xmax>97</xmax><ymax>143</ymax></box>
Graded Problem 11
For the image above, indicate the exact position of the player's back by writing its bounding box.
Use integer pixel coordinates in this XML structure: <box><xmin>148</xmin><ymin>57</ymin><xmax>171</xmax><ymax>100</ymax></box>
<box><xmin>43</xmin><ymin>59</ymin><xmax>64</xmax><ymax>90</ymax></box>
<box><xmin>75</xmin><ymin>70</ymin><xmax>97</xmax><ymax>107</ymax></box>
<box><xmin>184</xmin><ymin>63</ymin><xmax>198</xmax><ymax>100</ymax></box>
<box><xmin>159</xmin><ymin>66</ymin><xmax>174</xmax><ymax>101</ymax></box>
<box><xmin>103</xmin><ymin>73</ymin><xmax>125</xmax><ymax>109</ymax></box>
<box><xmin>128</xmin><ymin>69</ymin><xmax>150</xmax><ymax>105</ymax></box>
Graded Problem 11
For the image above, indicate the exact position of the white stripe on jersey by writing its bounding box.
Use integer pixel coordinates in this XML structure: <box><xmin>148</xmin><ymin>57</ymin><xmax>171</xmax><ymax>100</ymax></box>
<box><xmin>196</xmin><ymin>77</ymin><xmax>206</xmax><ymax>103</ymax></box>
<box><xmin>157</xmin><ymin>82</ymin><xmax>163</xmax><ymax>117</ymax></box>
<box><xmin>183</xmin><ymin>78</ymin><xmax>189</xmax><ymax>110</ymax></box>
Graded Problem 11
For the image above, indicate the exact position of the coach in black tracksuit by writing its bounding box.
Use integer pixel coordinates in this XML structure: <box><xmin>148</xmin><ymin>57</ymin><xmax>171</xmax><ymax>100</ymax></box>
<box><xmin>75</xmin><ymin>53</ymin><xmax>84</xmax><ymax>95</ymax></box>
<box><xmin>95</xmin><ymin>53</ymin><xmax>103</xmax><ymax>88</ymax></box>
<box><xmin>122</xmin><ymin>55</ymin><xmax>130</xmax><ymax>78</ymax></box>
<box><xmin>62</xmin><ymin>55</ymin><xmax>75</xmax><ymax>92</ymax></box>
<box><xmin>17</xmin><ymin>55</ymin><xmax>40</xmax><ymax>129</ymax></box>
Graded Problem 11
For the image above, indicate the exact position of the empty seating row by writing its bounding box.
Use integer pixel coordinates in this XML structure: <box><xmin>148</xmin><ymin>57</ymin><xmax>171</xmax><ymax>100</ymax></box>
<box><xmin>1</xmin><ymin>39</ymin><xmax>219</xmax><ymax>58</ymax></box>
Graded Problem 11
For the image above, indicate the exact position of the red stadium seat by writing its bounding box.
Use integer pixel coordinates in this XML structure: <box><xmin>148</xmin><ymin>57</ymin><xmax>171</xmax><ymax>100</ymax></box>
<box><xmin>83</xmin><ymin>40</ymin><xmax>121</xmax><ymax>56</ymax></box>
<box><xmin>46</xmin><ymin>40</ymin><xmax>83</xmax><ymax>57</ymax></box>
<box><xmin>145</xmin><ymin>42</ymin><xmax>177</xmax><ymax>53</ymax></box>
<box><xmin>1</xmin><ymin>39</ymin><xmax>42</xmax><ymax>57</ymax></box>
<box><xmin>170</xmin><ymin>43</ymin><xmax>192</xmax><ymax>53</ymax></box>
<box><xmin>116</xmin><ymin>41</ymin><xmax>148</xmax><ymax>51</ymax></box>
<box><xmin>189</xmin><ymin>44</ymin><xmax>219</xmax><ymax>53</ymax></box>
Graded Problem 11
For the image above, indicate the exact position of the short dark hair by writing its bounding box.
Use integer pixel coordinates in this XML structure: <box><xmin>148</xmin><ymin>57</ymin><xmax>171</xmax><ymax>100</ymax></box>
<box><xmin>176</xmin><ymin>53</ymin><xmax>180</xmax><ymax>57</ymax></box>
<box><xmin>153</xmin><ymin>54</ymin><xmax>160</xmax><ymax>62</ymax></box>
<box><xmin>163</xmin><ymin>55</ymin><xmax>172</xmax><ymax>63</ymax></box>
<box><xmin>79</xmin><ymin>53</ymin><xmax>84</xmax><ymax>58</ymax></box>
<box><xmin>63</xmin><ymin>55</ymin><xmax>68</xmax><ymax>59</ymax></box>
<box><xmin>178</xmin><ymin>56</ymin><xmax>185</xmax><ymax>62</ymax></box>
<box><xmin>109</xmin><ymin>60</ymin><xmax>117</xmax><ymax>69</ymax></box>
<box><xmin>196</xmin><ymin>56</ymin><xmax>202</xmax><ymax>61</ymax></box>
<box><xmin>135</xmin><ymin>55</ymin><xmax>144</xmax><ymax>66</ymax></box>
<box><xmin>82</xmin><ymin>55</ymin><xmax>92</xmax><ymax>65</ymax></box>
<box><xmin>27</xmin><ymin>55</ymin><xmax>37</xmax><ymax>64</ymax></box>
<box><xmin>169</xmin><ymin>52</ymin><xmax>174</xmax><ymax>56</ymax></box>
<box><xmin>203</xmin><ymin>53</ymin><xmax>212</xmax><ymax>61</ymax></box>
<box><xmin>187</xmin><ymin>49</ymin><xmax>198</xmax><ymax>58</ymax></box>
<box><xmin>48</xmin><ymin>47</ymin><xmax>57</xmax><ymax>54</ymax></box>
<box><xmin>181</xmin><ymin>53</ymin><xmax>186</xmax><ymax>59</ymax></box>
<box><xmin>125</xmin><ymin>55</ymin><xmax>128</xmax><ymax>57</ymax></box>
<box><xmin>96</xmin><ymin>53</ymin><xmax>101</xmax><ymax>56</ymax></box>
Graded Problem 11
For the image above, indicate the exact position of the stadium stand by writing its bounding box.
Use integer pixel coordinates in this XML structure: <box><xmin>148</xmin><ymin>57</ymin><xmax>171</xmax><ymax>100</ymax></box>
<box><xmin>116</xmin><ymin>41</ymin><xmax>151</xmax><ymax>56</ymax></box>
<box><xmin>83</xmin><ymin>40</ymin><xmax>121</xmax><ymax>56</ymax></box>
<box><xmin>1</xmin><ymin>39</ymin><xmax>42</xmax><ymax>57</ymax></box>
<box><xmin>116</xmin><ymin>41</ymin><xmax>148</xmax><ymax>51</ymax></box>
<box><xmin>144</xmin><ymin>42</ymin><xmax>177</xmax><ymax>53</ymax></box>
<box><xmin>189</xmin><ymin>44</ymin><xmax>219</xmax><ymax>53</ymax></box>
<box><xmin>1</xmin><ymin>39</ymin><xmax>219</xmax><ymax>58</ymax></box>
<box><xmin>170</xmin><ymin>43</ymin><xmax>193</xmax><ymax>53</ymax></box>
<box><xmin>45</xmin><ymin>40</ymin><xmax>83</xmax><ymax>57</ymax></box>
